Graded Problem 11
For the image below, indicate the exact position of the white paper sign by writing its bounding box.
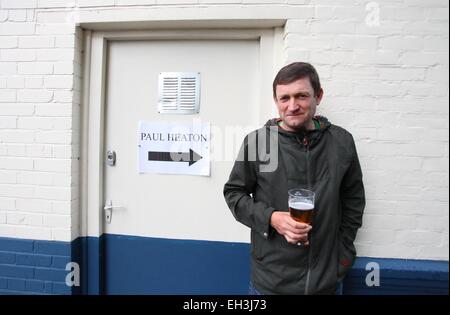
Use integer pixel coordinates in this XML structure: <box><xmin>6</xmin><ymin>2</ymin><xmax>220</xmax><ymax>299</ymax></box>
<box><xmin>138</xmin><ymin>121</ymin><xmax>210</xmax><ymax>176</ymax></box>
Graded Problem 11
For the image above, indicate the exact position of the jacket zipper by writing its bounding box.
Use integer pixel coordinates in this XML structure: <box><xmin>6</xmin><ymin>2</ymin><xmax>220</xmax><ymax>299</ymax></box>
<box><xmin>295</xmin><ymin>135</ymin><xmax>313</xmax><ymax>295</ymax></box>
<box><xmin>303</xmin><ymin>136</ymin><xmax>312</xmax><ymax>295</ymax></box>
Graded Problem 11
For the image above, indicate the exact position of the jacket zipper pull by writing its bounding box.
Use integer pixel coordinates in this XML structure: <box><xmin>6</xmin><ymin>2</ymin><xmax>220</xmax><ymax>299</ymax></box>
<box><xmin>303</xmin><ymin>137</ymin><xmax>309</xmax><ymax>147</ymax></box>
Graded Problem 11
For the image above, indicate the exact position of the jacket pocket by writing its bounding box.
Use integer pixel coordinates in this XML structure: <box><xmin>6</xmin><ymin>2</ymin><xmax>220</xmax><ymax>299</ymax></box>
<box><xmin>337</xmin><ymin>236</ymin><xmax>356</xmax><ymax>282</ymax></box>
<box><xmin>251</xmin><ymin>230</ymin><xmax>264</xmax><ymax>262</ymax></box>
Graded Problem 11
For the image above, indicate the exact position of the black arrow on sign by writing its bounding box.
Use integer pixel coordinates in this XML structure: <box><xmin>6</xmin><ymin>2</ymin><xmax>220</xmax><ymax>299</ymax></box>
<box><xmin>148</xmin><ymin>149</ymin><xmax>203</xmax><ymax>166</ymax></box>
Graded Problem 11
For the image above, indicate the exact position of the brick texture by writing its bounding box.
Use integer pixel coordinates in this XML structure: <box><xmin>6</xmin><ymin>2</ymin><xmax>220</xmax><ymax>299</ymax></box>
<box><xmin>0</xmin><ymin>237</ymin><xmax>71</xmax><ymax>295</ymax></box>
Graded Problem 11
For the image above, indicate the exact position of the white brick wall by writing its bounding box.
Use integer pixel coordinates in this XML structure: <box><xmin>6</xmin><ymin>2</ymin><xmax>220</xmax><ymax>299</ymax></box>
<box><xmin>0</xmin><ymin>0</ymin><xmax>448</xmax><ymax>261</ymax></box>
<box><xmin>0</xmin><ymin>0</ymin><xmax>79</xmax><ymax>242</ymax></box>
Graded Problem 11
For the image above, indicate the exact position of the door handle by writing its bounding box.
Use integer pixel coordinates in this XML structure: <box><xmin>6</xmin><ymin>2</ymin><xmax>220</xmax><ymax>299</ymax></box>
<box><xmin>103</xmin><ymin>200</ymin><xmax>125</xmax><ymax>224</ymax></box>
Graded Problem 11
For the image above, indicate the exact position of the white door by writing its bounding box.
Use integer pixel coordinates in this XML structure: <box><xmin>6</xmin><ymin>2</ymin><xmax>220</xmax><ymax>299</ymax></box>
<box><xmin>101</xmin><ymin>37</ymin><xmax>268</xmax><ymax>294</ymax></box>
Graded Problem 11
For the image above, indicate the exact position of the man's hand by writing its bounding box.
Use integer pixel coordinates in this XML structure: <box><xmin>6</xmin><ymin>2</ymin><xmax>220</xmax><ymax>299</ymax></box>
<box><xmin>270</xmin><ymin>211</ymin><xmax>312</xmax><ymax>245</ymax></box>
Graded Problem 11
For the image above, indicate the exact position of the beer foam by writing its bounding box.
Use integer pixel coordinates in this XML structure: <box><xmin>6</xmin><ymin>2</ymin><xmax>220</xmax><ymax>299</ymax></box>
<box><xmin>288</xmin><ymin>201</ymin><xmax>314</xmax><ymax>210</ymax></box>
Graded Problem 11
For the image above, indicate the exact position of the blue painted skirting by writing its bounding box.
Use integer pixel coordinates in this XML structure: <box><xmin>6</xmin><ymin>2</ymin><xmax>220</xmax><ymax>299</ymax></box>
<box><xmin>344</xmin><ymin>257</ymin><xmax>449</xmax><ymax>295</ymax></box>
<box><xmin>102</xmin><ymin>234</ymin><xmax>250</xmax><ymax>295</ymax></box>
<box><xmin>0</xmin><ymin>235</ymin><xmax>448</xmax><ymax>295</ymax></box>
<box><xmin>0</xmin><ymin>237</ymin><xmax>72</xmax><ymax>295</ymax></box>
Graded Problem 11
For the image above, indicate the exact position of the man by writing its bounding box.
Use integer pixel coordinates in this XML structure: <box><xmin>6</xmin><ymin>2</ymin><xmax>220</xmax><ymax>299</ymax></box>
<box><xmin>223</xmin><ymin>62</ymin><xmax>365</xmax><ymax>295</ymax></box>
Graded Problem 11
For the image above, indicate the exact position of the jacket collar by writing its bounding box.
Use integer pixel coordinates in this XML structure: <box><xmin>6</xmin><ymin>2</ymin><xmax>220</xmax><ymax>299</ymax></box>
<box><xmin>265</xmin><ymin>116</ymin><xmax>331</xmax><ymax>148</ymax></box>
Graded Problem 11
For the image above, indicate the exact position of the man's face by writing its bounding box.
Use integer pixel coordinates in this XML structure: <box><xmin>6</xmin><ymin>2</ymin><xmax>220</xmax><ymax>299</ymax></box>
<box><xmin>274</xmin><ymin>77</ymin><xmax>323</xmax><ymax>132</ymax></box>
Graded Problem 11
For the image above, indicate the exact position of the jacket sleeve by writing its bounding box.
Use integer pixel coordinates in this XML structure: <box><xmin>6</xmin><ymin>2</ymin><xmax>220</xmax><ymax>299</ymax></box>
<box><xmin>223</xmin><ymin>135</ymin><xmax>275</xmax><ymax>239</ymax></box>
<box><xmin>338</xmin><ymin>137</ymin><xmax>366</xmax><ymax>281</ymax></box>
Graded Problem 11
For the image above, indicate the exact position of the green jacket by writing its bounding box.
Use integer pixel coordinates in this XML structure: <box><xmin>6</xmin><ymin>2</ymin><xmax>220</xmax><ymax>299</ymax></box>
<box><xmin>223</xmin><ymin>117</ymin><xmax>365</xmax><ymax>295</ymax></box>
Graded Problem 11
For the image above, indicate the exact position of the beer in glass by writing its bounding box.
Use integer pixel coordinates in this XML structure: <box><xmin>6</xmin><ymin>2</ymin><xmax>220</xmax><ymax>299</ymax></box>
<box><xmin>288</xmin><ymin>189</ymin><xmax>315</xmax><ymax>245</ymax></box>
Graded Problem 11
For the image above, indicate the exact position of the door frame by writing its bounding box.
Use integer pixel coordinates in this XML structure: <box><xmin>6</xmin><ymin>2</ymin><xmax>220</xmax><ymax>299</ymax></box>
<box><xmin>79</xmin><ymin>27</ymin><xmax>284</xmax><ymax>294</ymax></box>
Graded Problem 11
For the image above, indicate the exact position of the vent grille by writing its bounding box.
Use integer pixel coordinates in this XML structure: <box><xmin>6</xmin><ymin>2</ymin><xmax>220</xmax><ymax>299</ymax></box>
<box><xmin>158</xmin><ymin>72</ymin><xmax>200</xmax><ymax>114</ymax></box>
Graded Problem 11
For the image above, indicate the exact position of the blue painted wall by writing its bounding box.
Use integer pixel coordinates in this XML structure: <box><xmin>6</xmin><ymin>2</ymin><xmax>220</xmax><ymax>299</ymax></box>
<box><xmin>102</xmin><ymin>234</ymin><xmax>250</xmax><ymax>295</ymax></box>
<box><xmin>344</xmin><ymin>257</ymin><xmax>449</xmax><ymax>295</ymax></box>
<box><xmin>0</xmin><ymin>235</ymin><xmax>448</xmax><ymax>295</ymax></box>
<box><xmin>0</xmin><ymin>237</ymin><xmax>72</xmax><ymax>294</ymax></box>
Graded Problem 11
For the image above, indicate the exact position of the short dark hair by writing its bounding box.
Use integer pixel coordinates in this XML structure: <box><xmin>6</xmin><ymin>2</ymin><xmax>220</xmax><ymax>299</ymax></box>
<box><xmin>272</xmin><ymin>62</ymin><xmax>322</xmax><ymax>98</ymax></box>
